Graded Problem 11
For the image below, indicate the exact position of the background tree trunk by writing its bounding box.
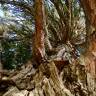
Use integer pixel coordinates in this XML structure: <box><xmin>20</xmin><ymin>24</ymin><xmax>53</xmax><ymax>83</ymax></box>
<box><xmin>80</xmin><ymin>0</ymin><xmax>96</xmax><ymax>95</ymax></box>
<box><xmin>80</xmin><ymin>0</ymin><xmax>96</xmax><ymax>28</ymax></box>
<box><xmin>34</xmin><ymin>0</ymin><xmax>45</xmax><ymax>63</ymax></box>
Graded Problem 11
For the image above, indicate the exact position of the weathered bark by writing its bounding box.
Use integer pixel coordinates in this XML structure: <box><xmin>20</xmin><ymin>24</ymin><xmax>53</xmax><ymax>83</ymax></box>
<box><xmin>34</xmin><ymin>0</ymin><xmax>45</xmax><ymax>63</ymax></box>
<box><xmin>1</xmin><ymin>60</ymin><xmax>92</xmax><ymax>96</ymax></box>
<box><xmin>45</xmin><ymin>23</ymin><xmax>52</xmax><ymax>51</ymax></box>
<box><xmin>65</xmin><ymin>0</ymin><xmax>73</xmax><ymax>40</ymax></box>
<box><xmin>2</xmin><ymin>62</ymin><xmax>74</xmax><ymax>96</ymax></box>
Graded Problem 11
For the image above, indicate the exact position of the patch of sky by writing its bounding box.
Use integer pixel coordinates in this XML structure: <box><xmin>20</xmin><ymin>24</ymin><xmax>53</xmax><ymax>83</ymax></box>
<box><xmin>0</xmin><ymin>9</ymin><xmax>4</xmax><ymax>17</ymax></box>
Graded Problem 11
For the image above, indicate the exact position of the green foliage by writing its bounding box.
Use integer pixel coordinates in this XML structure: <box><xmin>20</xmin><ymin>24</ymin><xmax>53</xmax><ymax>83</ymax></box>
<box><xmin>0</xmin><ymin>1</ymin><xmax>34</xmax><ymax>69</ymax></box>
<box><xmin>1</xmin><ymin>39</ymin><xmax>32</xmax><ymax>69</ymax></box>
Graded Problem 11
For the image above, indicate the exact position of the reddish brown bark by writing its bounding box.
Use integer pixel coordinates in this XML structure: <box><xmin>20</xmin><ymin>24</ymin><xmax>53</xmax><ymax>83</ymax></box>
<box><xmin>54</xmin><ymin>60</ymin><xmax>69</xmax><ymax>71</ymax></box>
<box><xmin>80</xmin><ymin>0</ymin><xmax>96</xmax><ymax>77</ymax></box>
<box><xmin>80</xmin><ymin>0</ymin><xmax>96</xmax><ymax>27</ymax></box>
<box><xmin>34</xmin><ymin>0</ymin><xmax>45</xmax><ymax>63</ymax></box>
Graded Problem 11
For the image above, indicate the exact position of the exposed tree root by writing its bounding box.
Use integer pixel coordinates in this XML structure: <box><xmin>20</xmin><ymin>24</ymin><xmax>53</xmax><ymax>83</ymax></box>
<box><xmin>0</xmin><ymin>59</ymin><xmax>96</xmax><ymax>96</ymax></box>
